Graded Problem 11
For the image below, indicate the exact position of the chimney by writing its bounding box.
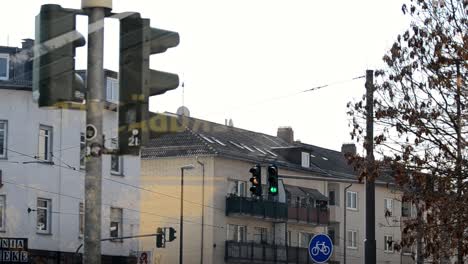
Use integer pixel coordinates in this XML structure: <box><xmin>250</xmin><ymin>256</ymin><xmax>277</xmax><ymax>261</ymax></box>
<box><xmin>341</xmin><ymin>143</ymin><xmax>356</xmax><ymax>156</ymax></box>
<box><xmin>277</xmin><ymin>126</ymin><xmax>294</xmax><ymax>144</ymax></box>
<box><xmin>228</xmin><ymin>119</ymin><xmax>234</xmax><ymax>127</ymax></box>
<box><xmin>21</xmin><ymin>39</ymin><xmax>34</xmax><ymax>50</ymax></box>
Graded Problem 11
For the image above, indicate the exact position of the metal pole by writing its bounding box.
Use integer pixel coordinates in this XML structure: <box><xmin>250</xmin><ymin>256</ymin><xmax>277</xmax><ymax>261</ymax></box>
<box><xmin>83</xmin><ymin>5</ymin><xmax>106</xmax><ymax>264</ymax></box>
<box><xmin>180</xmin><ymin>168</ymin><xmax>185</xmax><ymax>264</ymax></box>
<box><xmin>364</xmin><ymin>69</ymin><xmax>376</xmax><ymax>264</ymax></box>
<box><xmin>343</xmin><ymin>183</ymin><xmax>352</xmax><ymax>264</ymax></box>
<box><xmin>196</xmin><ymin>158</ymin><xmax>205</xmax><ymax>264</ymax></box>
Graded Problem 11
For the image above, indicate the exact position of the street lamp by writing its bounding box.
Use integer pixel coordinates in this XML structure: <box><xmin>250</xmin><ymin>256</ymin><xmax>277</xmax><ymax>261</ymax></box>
<box><xmin>180</xmin><ymin>164</ymin><xmax>195</xmax><ymax>264</ymax></box>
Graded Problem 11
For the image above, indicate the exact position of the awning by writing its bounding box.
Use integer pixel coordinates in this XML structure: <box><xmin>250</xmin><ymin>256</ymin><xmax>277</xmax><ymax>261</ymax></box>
<box><xmin>299</xmin><ymin>187</ymin><xmax>328</xmax><ymax>201</ymax></box>
<box><xmin>284</xmin><ymin>185</ymin><xmax>306</xmax><ymax>197</ymax></box>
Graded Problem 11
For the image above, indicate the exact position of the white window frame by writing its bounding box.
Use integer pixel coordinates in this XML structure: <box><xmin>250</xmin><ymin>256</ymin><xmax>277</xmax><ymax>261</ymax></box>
<box><xmin>110</xmin><ymin>207</ymin><xmax>123</xmax><ymax>240</ymax></box>
<box><xmin>384</xmin><ymin>235</ymin><xmax>394</xmax><ymax>253</ymax></box>
<box><xmin>227</xmin><ymin>224</ymin><xmax>247</xmax><ymax>242</ymax></box>
<box><xmin>228</xmin><ymin>179</ymin><xmax>247</xmax><ymax>197</ymax></box>
<box><xmin>347</xmin><ymin>230</ymin><xmax>358</xmax><ymax>249</ymax></box>
<box><xmin>0</xmin><ymin>54</ymin><xmax>9</xmax><ymax>80</ymax></box>
<box><xmin>36</xmin><ymin>198</ymin><xmax>51</xmax><ymax>234</ymax></box>
<box><xmin>384</xmin><ymin>198</ymin><xmax>393</xmax><ymax>217</ymax></box>
<box><xmin>254</xmin><ymin>227</ymin><xmax>268</xmax><ymax>243</ymax></box>
<box><xmin>106</xmin><ymin>77</ymin><xmax>119</xmax><ymax>103</ymax></box>
<box><xmin>80</xmin><ymin>133</ymin><xmax>86</xmax><ymax>169</ymax></box>
<box><xmin>110</xmin><ymin>139</ymin><xmax>123</xmax><ymax>175</ymax></box>
<box><xmin>38</xmin><ymin>125</ymin><xmax>53</xmax><ymax>161</ymax></box>
<box><xmin>0</xmin><ymin>120</ymin><xmax>7</xmax><ymax>159</ymax></box>
<box><xmin>346</xmin><ymin>191</ymin><xmax>358</xmax><ymax>210</ymax></box>
<box><xmin>301</xmin><ymin>152</ymin><xmax>310</xmax><ymax>168</ymax></box>
<box><xmin>0</xmin><ymin>195</ymin><xmax>5</xmax><ymax>231</ymax></box>
<box><xmin>79</xmin><ymin>202</ymin><xmax>84</xmax><ymax>238</ymax></box>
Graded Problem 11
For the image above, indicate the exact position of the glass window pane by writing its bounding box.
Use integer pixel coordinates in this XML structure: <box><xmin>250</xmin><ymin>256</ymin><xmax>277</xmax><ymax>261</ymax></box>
<box><xmin>0</xmin><ymin>58</ymin><xmax>7</xmax><ymax>77</ymax></box>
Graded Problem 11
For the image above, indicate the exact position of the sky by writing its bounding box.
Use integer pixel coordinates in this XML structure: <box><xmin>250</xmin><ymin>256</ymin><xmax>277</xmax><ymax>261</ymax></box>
<box><xmin>0</xmin><ymin>0</ymin><xmax>411</xmax><ymax>153</ymax></box>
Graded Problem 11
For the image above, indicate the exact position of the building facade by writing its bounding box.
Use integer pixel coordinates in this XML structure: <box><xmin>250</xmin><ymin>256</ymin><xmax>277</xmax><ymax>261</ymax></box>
<box><xmin>0</xmin><ymin>40</ymin><xmax>140</xmax><ymax>263</ymax></box>
<box><xmin>139</xmin><ymin>113</ymin><xmax>411</xmax><ymax>264</ymax></box>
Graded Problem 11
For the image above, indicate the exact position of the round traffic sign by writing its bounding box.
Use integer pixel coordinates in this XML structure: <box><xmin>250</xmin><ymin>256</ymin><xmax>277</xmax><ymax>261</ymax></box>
<box><xmin>86</xmin><ymin>124</ymin><xmax>97</xmax><ymax>141</ymax></box>
<box><xmin>308</xmin><ymin>233</ymin><xmax>333</xmax><ymax>263</ymax></box>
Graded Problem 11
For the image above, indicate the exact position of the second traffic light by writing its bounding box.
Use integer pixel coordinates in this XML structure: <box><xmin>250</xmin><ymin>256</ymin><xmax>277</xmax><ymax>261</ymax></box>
<box><xmin>267</xmin><ymin>164</ymin><xmax>278</xmax><ymax>195</ymax></box>
<box><xmin>118</xmin><ymin>13</ymin><xmax>180</xmax><ymax>155</ymax></box>
<box><xmin>249</xmin><ymin>164</ymin><xmax>262</xmax><ymax>196</ymax></box>
<box><xmin>156</xmin><ymin>227</ymin><xmax>165</xmax><ymax>248</ymax></box>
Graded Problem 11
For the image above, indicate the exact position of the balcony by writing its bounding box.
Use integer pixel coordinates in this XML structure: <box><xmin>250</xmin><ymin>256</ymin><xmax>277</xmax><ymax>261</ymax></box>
<box><xmin>225</xmin><ymin>241</ymin><xmax>340</xmax><ymax>264</ymax></box>
<box><xmin>287</xmin><ymin>206</ymin><xmax>329</xmax><ymax>225</ymax></box>
<box><xmin>226</xmin><ymin>196</ymin><xmax>288</xmax><ymax>221</ymax></box>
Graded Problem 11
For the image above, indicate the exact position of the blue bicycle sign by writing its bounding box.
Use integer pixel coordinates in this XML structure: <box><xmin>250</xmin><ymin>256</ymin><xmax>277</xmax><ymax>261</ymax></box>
<box><xmin>308</xmin><ymin>233</ymin><xmax>333</xmax><ymax>263</ymax></box>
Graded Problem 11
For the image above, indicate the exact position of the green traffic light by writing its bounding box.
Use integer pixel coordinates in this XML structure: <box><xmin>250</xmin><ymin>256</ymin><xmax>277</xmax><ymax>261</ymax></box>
<box><xmin>270</xmin><ymin>186</ymin><xmax>278</xmax><ymax>193</ymax></box>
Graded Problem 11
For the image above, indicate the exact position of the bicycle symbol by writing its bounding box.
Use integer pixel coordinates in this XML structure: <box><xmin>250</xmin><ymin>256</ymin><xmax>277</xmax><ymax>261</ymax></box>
<box><xmin>311</xmin><ymin>241</ymin><xmax>330</xmax><ymax>256</ymax></box>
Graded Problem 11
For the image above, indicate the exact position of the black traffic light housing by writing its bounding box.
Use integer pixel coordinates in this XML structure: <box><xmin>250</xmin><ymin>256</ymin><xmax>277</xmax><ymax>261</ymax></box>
<box><xmin>249</xmin><ymin>164</ymin><xmax>262</xmax><ymax>196</ymax></box>
<box><xmin>267</xmin><ymin>164</ymin><xmax>278</xmax><ymax>195</ymax></box>
<box><xmin>33</xmin><ymin>4</ymin><xmax>86</xmax><ymax>108</ymax></box>
<box><xmin>156</xmin><ymin>227</ymin><xmax>165</xmax><ymax>248</ymax></box>
<box><xmin>168</xmin><ymin>227</ymin><xmax>176</xmax><ymax>242</ymax></box>
<box><xmin>118</xmin><ymin>13</ymin><xmax>180</xmax><ymax>155</ymax></box>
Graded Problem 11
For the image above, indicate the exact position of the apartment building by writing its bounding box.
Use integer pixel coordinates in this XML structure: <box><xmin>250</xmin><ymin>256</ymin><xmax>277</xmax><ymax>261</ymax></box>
<box><xmin>139</xmin><ymin>112</ymin><xmax>410</xmax><ymax>264</ymax></box>
<box><xmin>0</xmin><ymin>40</ymin><xmax>140</xmax><ymax>263</ymax></box>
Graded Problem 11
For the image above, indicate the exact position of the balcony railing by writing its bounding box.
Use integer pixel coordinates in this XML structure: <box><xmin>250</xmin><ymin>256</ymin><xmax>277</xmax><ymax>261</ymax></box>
<box><xmin>225</xmin><ymin>241</ymin><xmax>340</xmax><ymax>264</ymax></box>
<box><xmin>287</xmin><ymin>206</ymin><xmax>329</xmax><ymax>225</ymax></box>
<box><xmin>225</xmin><ymin>196</ymin><xmax>287</xmax><ymax>220</ymax></box>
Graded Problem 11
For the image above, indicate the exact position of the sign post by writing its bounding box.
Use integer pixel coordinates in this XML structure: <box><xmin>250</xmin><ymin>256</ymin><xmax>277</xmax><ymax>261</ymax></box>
<box><xmin>308</xmin><ymin>233</ymin><xmax>333</xmax><ymax>263</ymax></box>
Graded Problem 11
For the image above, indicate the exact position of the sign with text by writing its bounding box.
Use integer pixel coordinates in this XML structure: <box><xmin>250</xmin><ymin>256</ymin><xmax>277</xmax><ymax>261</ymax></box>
<box><xmin>0</xmin><ymin>238</ymin><xmax>28</xmax><ymax>263</ymax></box>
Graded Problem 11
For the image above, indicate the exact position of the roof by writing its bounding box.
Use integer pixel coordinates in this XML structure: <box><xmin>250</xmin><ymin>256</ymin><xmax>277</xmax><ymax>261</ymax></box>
<box><xmin>284</xmin><ymin>185</ymin><xmax>328</xmax><ymax>201</ymax></box>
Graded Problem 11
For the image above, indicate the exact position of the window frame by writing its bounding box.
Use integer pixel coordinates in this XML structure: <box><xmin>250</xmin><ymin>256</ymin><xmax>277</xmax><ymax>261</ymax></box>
<box><xmin>328</xmin><ymin>190</ymin><xmax>336</xmax><ymax>206</ymax></box>
<box><xmin>110</xmin><ymin>207</ymin><xmax>123</xmax><ymax>241</ymax></box>
<box><xmin>254</xmin><ymin>227</ymin><xmax>268</xmax><ymax>244</ymax></box>
<box><xmin>227</xmin><ymin>224</ymin><xmax>247</xmax><ymax>242</ymax></box>
<box><xmin>38</xmin><ymin>125</ymin><xmax>53</xmax><ymax>162</ymax></box>
<box><xmin>384</xmin><ymin>235</ymin><xmax>394</xmax><ymax>253</ymax></box>
<box><xmin>106</xmin><ymin>77</ymin><xmax>119</xmax><ymax>104</ymax></box>
<box><xmin>227</xmin><ymin>179</ymin><xmax>247</xmax><ymax>197</ymax></box>
<box><xmin>346</xmin><ymin>191</ymin><xmax>358</xmax><ymax>210</ymax></box>
<box><xmin>347</xmin><ymin>230</ymin><xmax>358</xmax><ymax>249</ymax></box>
<box><xmin>384</xmin><ymin>198</ymin><xmax>394</xmax><ymax>217</ymax></box>
<box><xmin>110</xmin><ymin>138</ymin><xmax>123</xmax><ymax>175</ymax></box>
<box><xmin>36</xmin><ymin>198</ymin><xmax>52</xmax><ymax>234</ymax></box>
<box><xmin>0</xmin><ymin>195</ymin><xmax>5</xmax><ymax>231</ymax></box>
<box><xmin>301</xmin><ymin>152</ymin><xmax>310</xmax><ymax>168</ymax></box>
<box><xmin>0</xmin><ymin>120</ymin><xmax>7</xmax><ymax>159</ymax></box>
<box><xmin>0</xmin><ymin>54</ymin><xmax>9</xmax><ymax>80</ymax></box>
<box><xmin>80</xmin><ymin>133</ymin><xmax>86</xmax><ymax>169</ymax></box>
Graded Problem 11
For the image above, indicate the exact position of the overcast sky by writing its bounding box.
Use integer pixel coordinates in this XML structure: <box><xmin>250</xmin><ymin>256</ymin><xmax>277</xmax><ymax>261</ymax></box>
<box><xmin>0</xmin><ymin>0</ymin><xmax>410</xmax><ymax>152</ymax></box>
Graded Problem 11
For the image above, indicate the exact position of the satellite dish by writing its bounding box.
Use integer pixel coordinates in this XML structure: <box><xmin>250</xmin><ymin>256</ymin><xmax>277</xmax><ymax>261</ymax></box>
<box><xmin>176</xmin><ymin>106</ymin><xmax>190</xmax><ymax>117</ymax></box>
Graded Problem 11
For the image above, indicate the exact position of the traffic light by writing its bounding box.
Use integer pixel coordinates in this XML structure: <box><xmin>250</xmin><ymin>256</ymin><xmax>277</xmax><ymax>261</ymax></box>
<box><xmin>249</xmin><ymin>164</ymin><xmax>262</xmax><ymax>196</ymax></box>
<box><xmin>33</xmin><ymin>4</ymin><xmax>86</xmax><ymax>108</ymax></box>
<box><xmin>168</xmin><ymin>227</ymin><xmax>176</xmax><ymax>242</ymax></box>
<box><xmin>118</xmin><ymin>13</ymin><xmax>180</xmax><ymax>155</ymax></box>
<box><xmin>267</xmin><ymin>164</ymin><xmax>278</xmax><ymax>195</ymax></box>
<box><xmin>156</xmin><ymin>227</ymin><xmax>165</xmax><ymax>248</ymax></box>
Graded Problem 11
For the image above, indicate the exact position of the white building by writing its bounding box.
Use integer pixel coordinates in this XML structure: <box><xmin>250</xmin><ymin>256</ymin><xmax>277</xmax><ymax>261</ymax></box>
<box><xmin>0</xmin><ymin>40</ymin><xmax>140</xmax><ymax>263</ymax></box>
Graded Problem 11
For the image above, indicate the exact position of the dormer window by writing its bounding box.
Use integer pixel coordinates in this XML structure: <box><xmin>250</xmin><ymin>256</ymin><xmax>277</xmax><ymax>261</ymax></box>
<box><xmin>0</xmin><ymin>54</ymin><xmax>9</xmax><ymax>80</ymax></box>
<box><xmin>301</xmin><ymin>152</ymin><xmax>310</xmax><ymax>168</ymax></box>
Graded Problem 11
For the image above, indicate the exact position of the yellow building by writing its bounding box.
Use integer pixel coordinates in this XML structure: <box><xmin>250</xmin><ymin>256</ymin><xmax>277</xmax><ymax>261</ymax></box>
<box><xmin>138</xmin><ymin>113</ymin><xmax>407</xmax><ymax>264</ymax></box>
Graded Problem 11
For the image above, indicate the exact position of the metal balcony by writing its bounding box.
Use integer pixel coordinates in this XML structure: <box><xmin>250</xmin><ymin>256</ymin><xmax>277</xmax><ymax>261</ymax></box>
<box><xmin>225</xmin><ymin>196</ymin><xmax>288</xmax><ymax>221</ymax></box>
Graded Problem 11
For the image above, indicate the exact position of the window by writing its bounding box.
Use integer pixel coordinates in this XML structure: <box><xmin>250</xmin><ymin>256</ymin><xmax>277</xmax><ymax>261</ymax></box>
<box><xmin>227</xmin><ymin>224</ymin><xmax>247</xmax><ymax>242</ymax></box>
<box><xmin>299</xmin><ymin>232</ymin><xmax>313</xmax><ymax>248</ymax></box>
<box><xmin>106</xmin><ymin>77</ymin><xmax>119</xmax><ymax>103</ymax></box>
<box><xmin>79</xmin><ymin>202</ymin><xmax>84</xmax><ymax>237</ymax></box>
<box><xmin>346</xmin><ymin>191</ymin><xmax>358</xmax><ymax>210</ymax></box>
<box><xmin>328</xmin><ymin>190</ymin><xmax>336</xmax><ymax>206</ymax></box>
<box><xmin>37</xmin><ymin>198</ymin><xmax>51</xmax><ymax>233</ymax></box>
<box><xmin>0</xmin><ymin>195</ymin><xmax>5</xmax><ymax>231</ymax></box>
<box><xmin>254</xmin><ymin>227</ymin><xmax>268</xmax><ymax>243</ymax></box>
<box><xmin>328</xmin><ymin>226</ymin><xmax>337</xmax><ymax>245</ymax></box>
<box><xmin>38</xmin><ymin>125</ymin><xmax>52</xmax><ymax>161</ymax></box>
<box><xmin>347</xmin><ymin>230</ymin><xmax>357</xmax><ymax>249</ymax></box>
<box><xmin>384</xmin><ymin>198</ymin><xmax>393</xmax><ymax>217</ymax></box>
<box><xmin>301</xmin><ymin>152</ymin><xmax>310</xmax><ymax>167</ymax></box>
<box><xmin>402</xmin><ymin>201</ymin><xmax>414</xmax><ymax>217</ymax></box>
<box><xmin>287</xmin><ymin>231</ymin><xmax>292</xmax><ymax>246</ymax></box>
<box><xmin>80</xmin><ymin>133</ymin><xmax>86</xmax><ymax>169</ymax></box>
<box><xmin>384</xmin><ymin>235</ymin><xmax>394</xmax><ymax>252</ymax></box>
<box><xmin>110</xmin><ymin>207</ymin><xmax>123</xmax><ymax>239</ymax></box>
<box><xmin>0</xmin><ymin>54</ymin><xmax>9</xmax><ymax>80</ymax></box>
<box><xmin>0</xmin><ymin>121</ymin><xmax>7</xmax><ymax>159</ymax></box>
<box><xmin>228</xmin><ymin>180</ymin><xmax>247</xmax><ymax>197</ymax></box>
<box><xmin>110</xmin><ymin>139</ymin><xmax>123</xmax><ymax>175</ymax></box>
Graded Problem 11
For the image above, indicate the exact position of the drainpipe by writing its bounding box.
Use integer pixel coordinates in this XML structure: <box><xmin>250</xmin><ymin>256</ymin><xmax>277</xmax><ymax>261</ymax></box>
<box><xmin>196</xmin><ymin>157</ymin><xmax>205</xmax><ymax>264</ymax></box>
<box><xmin>343</xmin><ymin>183</ymin><xmax>353</xmax><ymax>264</ymax></box>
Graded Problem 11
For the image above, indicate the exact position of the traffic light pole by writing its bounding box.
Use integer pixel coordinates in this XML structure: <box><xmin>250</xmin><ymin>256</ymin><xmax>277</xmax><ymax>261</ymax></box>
<box><xmin>83</xmin><ymin>2</ymin><xmax>107</xmax><ymax>263</ymax></box>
